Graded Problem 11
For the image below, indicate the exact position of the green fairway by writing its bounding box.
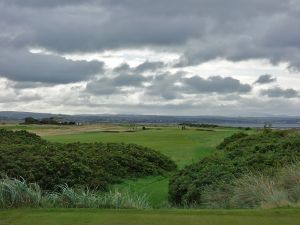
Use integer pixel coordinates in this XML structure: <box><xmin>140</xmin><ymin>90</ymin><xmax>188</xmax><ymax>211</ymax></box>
<box><xmin>1</xmin><ymin>124</ymin><xmax>246</xmax><ymax>207</ymax></box>
<box><xmin>1</xmin><ymin>209</ymin><xmax>300</xmax><ymax>225</ymax></box>
<box><xmin>44</xmin><ymin>126</ymin><xmax>241</xmax><ymax>167</ymax></box>
<box><xmin>43</xmin><ymin>126</ymin><xmax>248</xmax><ymax>206</ymax></box>
<box><xmin>113</xmin><ymin>176</ymin><xmax>170</xmax><ymax>207</ymax></box>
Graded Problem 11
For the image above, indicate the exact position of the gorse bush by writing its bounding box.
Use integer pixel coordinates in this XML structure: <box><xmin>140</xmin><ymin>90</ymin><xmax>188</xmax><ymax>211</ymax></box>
<box><xmin>0</xmin><ymin>177</ymin><xmax>150</xmax><ymax>209</ymax></box>
<box><xmin>0</xmin><ymin>129</ymin><xmax>176</xmax><ymax>190</ymax></box>
<box><xmin>0</xmin><ymin>129</ymin><xmax>46</xmax><ymax>145</ymax></box>
<box><xmin>169</xmin><ymin>131</ymin><xmax>300</xmax><ymax>206</ymax></box>
<box><xmin>216</xmin><ymin>132</ymin><xmax>248</xmax><ymax>150</ymax></box>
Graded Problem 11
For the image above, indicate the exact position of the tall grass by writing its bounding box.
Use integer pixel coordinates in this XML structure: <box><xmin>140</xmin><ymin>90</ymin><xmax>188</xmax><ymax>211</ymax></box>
<box><xmin>195</xmin><ymin>163</ymin><xmax>300</xmax><ymax>209</ymax></box>
<box><xmin>230</xmin><ymin>174</ymin><xmax>289</xmax><ymax>208</ymax></box>
<box><xmin>0</xmin><ymin>177</ymin><xmax>42</xmax><ymax>208</ymax></box>
<box><xmin>0</xmin><ymin>177</ymin><xmax>150</xmax><ymax>209</ymax></box>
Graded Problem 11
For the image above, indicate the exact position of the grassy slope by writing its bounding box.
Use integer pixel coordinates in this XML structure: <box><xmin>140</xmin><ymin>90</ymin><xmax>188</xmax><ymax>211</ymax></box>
<box><xmin>0</xmin><ymin>124</ymin><xmax>245</xmax><ymax>206</ymax></box>
<box><xmin>44</xmin><ymin>127</ymin><xmax>240</xmax><ymax>167</ymax></box>
<box><xmin>44</xmin><ymin>127</ymin><xmax>242</xmax><ymax>206</ymax></box>
<box><xmin>1</xmin><ymin>209</ymin><xmax>300</xmax><ymax>225</ymax></box>
<box><xmin>113</xmin><ymin>176</ymin><xmax>170</xmax><ymax>207</ymax></box>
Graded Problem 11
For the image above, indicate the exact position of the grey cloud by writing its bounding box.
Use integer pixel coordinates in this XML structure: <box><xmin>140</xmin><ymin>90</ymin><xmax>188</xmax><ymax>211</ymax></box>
<box><xmin>0</xmin><ymin>85</ymin><xmax>42</xmax><ymax>103</ymax></box>
<box><xmin>1</xmin><ymin>0</ymin><xmax>92</xmax><ymax>7</ymax></box>
<box><xmin>182</xmin><ymin>76</ymin><xmax>252</xmax><ymax>94</ymax></box>
<box><xmin>113</xmin><ymin>63</ymin><xmax>131</xmax><ymax>73</ymax></box>
<box><xmin>260</xmin><ymin>87</ymin><xmax>299</xmax><ymax>98</ymax></box>
<box><xmin>1</xmin><ymin>0</ymin><xmax>300</xmax><ymax>116</ymax></box>
<box><xmin>146</xmin><ymin>74</ymin><xmax>252</xmax><ymax>100</ymax></box>
<box><xmin>86</xmin><ymin>78</ymin><xmax>120</xmax><ymax>95</ymax></box>
<box><xmin>7</xmin><ymin>80</ymin><xmax>56</xmax><ymax>89</ymax></box>
<box><xmin>86</xmin><ymin>73</ymin><xmax>149</xmax><ymax>95</ymax></box>
<box><xmin>16</xmin><ymin>93</ymin><xmax>42</xmax><ymax>102</ymax></box>
<box><xmin>1</xmin><ymin>0</ymin><xmax>299</xmax><ymax>70</ymax></box>
<box><xmin>64</xmin><ymin>98</ymin><xmax>300</xmax><ymax>117</ymax></box>
<box><xmin>113</xmin><ymin>61</ymin><xmax>166</xmax><ymax>75</ymax></box>
<box><xmin>134</xmin><ymin>61</ymin><xmax>165</xmax><ymax>72</ymax></box>
<box><xmin>0</xmin><ymin>48</ymin><xmax>104</xmax><ymax>83</ymax></box>
<box><xmin>113</xmin><ymin>74</ymin><xmax>149</xmax><ymax>86</ymax></box>
<box><xmin>146</xmin><ymin>73</ymin><xmax>182</xmax><ymax>100</ymax></box>
<box><xmin>254</xmin><ymin>74</ymin><xmax>277</xmax><ymax>85</ymax></box>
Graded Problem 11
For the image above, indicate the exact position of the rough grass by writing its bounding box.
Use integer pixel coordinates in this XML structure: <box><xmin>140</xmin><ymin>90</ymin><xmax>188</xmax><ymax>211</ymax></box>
<box><xmin>1</xmin><ymin>209</ymin><xmax>300</xmax><ymax>225</ymax></box>
<box><xmin>201</xmin><ymin>163</ymin><xmax>300</xmax><ymax>209</ymax></box>
<box><xmin>0</xmin><ymin>177</ymin><xmax>150</xmax><ymax>209</ymax></box>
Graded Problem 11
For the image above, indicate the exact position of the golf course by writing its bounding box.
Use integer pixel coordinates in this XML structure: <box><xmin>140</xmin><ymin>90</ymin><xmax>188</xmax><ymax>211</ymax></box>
<box><xmin>1</xmin><ymin>123</ymin><xmax>300</xmax><ymax>225</ymax></box>
<box><xmin>0</xmin><ymin>124</ymin><xmax>242</xmax><ymax>206</ymax></box>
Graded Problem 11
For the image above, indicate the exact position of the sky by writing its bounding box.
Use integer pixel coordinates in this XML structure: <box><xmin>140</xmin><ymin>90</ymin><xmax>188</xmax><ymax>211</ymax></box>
<box><xmin>0</xmin><ymin>0</ymin><xmax>300</xmax><ymax>116</ymax></box>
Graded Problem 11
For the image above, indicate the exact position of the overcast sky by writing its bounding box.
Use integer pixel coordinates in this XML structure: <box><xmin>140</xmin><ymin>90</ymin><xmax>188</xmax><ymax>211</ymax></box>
<box><xmin>0</xmin><ymin>0</ymin><xmax>300</xmax><ymax>116</ymax></box>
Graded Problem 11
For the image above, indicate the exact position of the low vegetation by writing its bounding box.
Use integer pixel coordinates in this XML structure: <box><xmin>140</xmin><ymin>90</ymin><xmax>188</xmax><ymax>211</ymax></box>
<box><xmin>3</xmin><ymin>126</ymin><xmax>300</xmax><ymax>211</ymax></box>
<box><xmin>0</xmin><ymin>129</ymin><xmax>176</xmax><ymax>191</ymax></box>
<box><xmin>169</xmin><ymin>130</ymin><xmax>300</xmax><ymax>207</ymax></box>
<box><xmin>200</xmin><ymin>162</ymin><xmax>300</xmax><ymax>209</ymax></box>
<box><xmin>0</xmin><ymin>177</ymin><xmax>150</xmax><ymax>209</ymax></box>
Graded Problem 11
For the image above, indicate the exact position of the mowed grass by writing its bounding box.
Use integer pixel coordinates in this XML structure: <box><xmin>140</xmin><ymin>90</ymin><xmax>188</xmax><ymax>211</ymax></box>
<box><xmin>44</xmin><ymin>126</ymin><xmax>241</xmax><ymax>167</ymax></box>
<box><xmin>113</xmin><ymin>176</ymin><xmax>170</xmax><ymax>207</ymax></box>
<box><xmin>1</xmin><ymin>209</ymin><xmax>300</xmax><ymax>225</ymax></box>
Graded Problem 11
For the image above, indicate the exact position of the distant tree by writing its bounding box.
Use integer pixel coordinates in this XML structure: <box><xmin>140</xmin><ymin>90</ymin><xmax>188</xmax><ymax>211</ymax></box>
<box><xmin>24</xmin><ymin>117</ymin><xmax>39</xmax><ymax>124</ymax></box>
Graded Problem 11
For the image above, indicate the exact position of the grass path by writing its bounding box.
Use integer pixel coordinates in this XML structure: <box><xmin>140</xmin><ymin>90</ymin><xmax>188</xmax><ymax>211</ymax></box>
<box><xmin>1</xmin><ymin>209</ymin><xmax>300</xmax><ymax>225</ymax></box>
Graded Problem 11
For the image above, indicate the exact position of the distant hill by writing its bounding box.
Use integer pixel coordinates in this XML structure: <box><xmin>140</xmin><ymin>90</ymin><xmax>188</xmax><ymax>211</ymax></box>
<box><xmin>0</xmin><ymin>111</ymin><xmax>300</xmax><ymax>128</ymax></box>
<box><xmin>0</xmin><ymin>111</ymin><xmax>62</xmax><ymax>121</ymax></box>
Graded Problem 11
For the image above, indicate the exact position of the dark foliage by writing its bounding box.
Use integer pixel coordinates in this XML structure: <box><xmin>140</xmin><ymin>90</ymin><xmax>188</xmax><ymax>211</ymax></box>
<box><xmin>216</xmin><ymin>132</ymin><xmax>248</xmax><ymax>150</ymax></box>
<box><xmin>179</xmin><ymin>123</ymin><xmax>219</xmax><ymax>128</ymax></box>
<box><xmin>0</xmin><ymin>129</ymin><xmax>46</xmax><ymax>145</ymax></box>
<box><xmin>169</xmin><ymin>130</ymin><xmax>300</xmax><ymax>205</ymax></box>
<box><xmin>23</xmin><ymin>117</ymin><xmax>76</xmax><ymax>125</ymax></box>
<box><xmin>0</xmin><ymin>129</ymin><xmax>176</xmax><ymax>190</ymax></box>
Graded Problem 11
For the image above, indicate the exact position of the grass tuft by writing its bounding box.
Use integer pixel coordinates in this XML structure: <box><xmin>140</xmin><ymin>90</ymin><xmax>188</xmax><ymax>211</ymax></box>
<box><xmin>0</xmin><ymin>177</ymin><xmax>150</xmax><ymax>209</ymax></box>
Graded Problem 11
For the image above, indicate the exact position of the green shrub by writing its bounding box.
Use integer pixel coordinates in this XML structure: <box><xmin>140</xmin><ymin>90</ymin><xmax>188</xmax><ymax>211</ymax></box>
<box><xmin>0</xmin><ymin>130</ymin><xmax>176</xmax><ymax>190</ymax></box>
<box><xmin>169</xmin><ymin>131</ymin><xmax>300</xmax><ymax>206</ymax></box>
<box><xmin>0</xmin><ymin>129</ymin><xmax>46</xmax><ymax>145</ymax></box>
<box><xmin>216</xmin><ymin>132</ymin><xmax>248</xmax><ymax>149</ymax></box>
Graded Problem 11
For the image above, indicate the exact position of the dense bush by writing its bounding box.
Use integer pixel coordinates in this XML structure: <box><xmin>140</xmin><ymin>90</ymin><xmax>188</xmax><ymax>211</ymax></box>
<box><xmin>216</xmin><ymin>132</ymin><xmax>248</xmax><ymax>150</ymax></box>
<box><xmin>169</xmin><ymin>130</ymin><xmax>300</xmax><ymax>206</ymax></box>
<box><xmin>0</xmin><ymin>129</ymin><xmax>46</xmax><ymax>145</ymax></box>
<box><xmin>0</xmin><ymin>129</ymin><xmax>176</xmax><ymax>190</ymax></box>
